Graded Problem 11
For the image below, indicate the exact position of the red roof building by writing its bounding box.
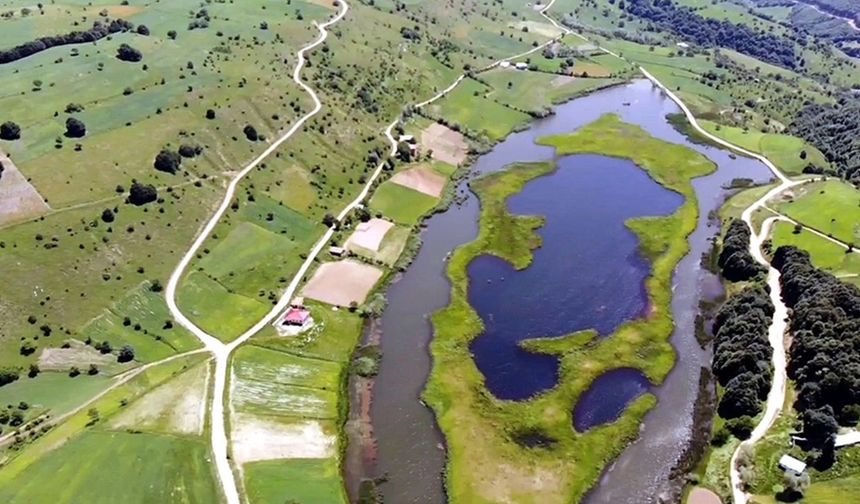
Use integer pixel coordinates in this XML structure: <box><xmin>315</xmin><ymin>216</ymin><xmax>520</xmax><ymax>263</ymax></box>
<box><xmin>283</xmin><ymin>307</ymin><xmax>311</xmax><ymax>326</ymax></box>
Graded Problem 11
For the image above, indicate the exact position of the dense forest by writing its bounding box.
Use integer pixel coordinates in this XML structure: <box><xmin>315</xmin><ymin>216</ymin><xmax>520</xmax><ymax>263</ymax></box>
<box><xmin>622</xmin><ymin>0</ymin><xmax>797</xmax><ymax>68</ymax></box>
<box><xmin>773</xmin><ymin>246</ymin><xmax>860</xmax><ymax>448</ymax></box>
<box><xmin>789</xmin><ymin>96</ymin><xmax>860</xmax><ymax>182</ymax></box>
<box><xmin>0</xmin><ymin>19</ymin><xmax>135</xmax><ymax>65</ymax></box>
<box><xmin>718</xmin><ymin>219</ymin><xmax>766</xmax><ymax>281</ymax></box>
<box><xmin>712</xmin><ymin>287</ymin><xmax>774</xmax><ymax>422</ymax></box>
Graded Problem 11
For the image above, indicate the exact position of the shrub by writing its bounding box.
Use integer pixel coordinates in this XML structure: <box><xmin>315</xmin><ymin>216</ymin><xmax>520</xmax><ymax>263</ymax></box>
<box><xmin>0</xmin><ymin>121</ymin><xmax>21</xmax><ymax>140</ymax></box>
<box><xmin>243</xmin><ymin>125</ymin><xmax>259</xmax><ymax>141</ymax></box>
<box><xmin>153</xmin><ymin>149</ymin><xmax>182</xmax><ymax>173</ymax></box>
<box><xmin>116</xmin><ymin>43</ymin><xmax>142</xmax><ymax>62</ymax></box>
<box><xmin>65</xmin><ymin>117</ymin><xmax>86</xmax><ymax>138</ymax></box>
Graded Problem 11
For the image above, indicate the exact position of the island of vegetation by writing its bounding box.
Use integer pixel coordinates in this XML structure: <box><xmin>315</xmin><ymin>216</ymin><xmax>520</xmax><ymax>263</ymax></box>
<box><xmin>423</xmin><ymin>114</ymin><xmax>715</xmax><ymax>503</ymax></box>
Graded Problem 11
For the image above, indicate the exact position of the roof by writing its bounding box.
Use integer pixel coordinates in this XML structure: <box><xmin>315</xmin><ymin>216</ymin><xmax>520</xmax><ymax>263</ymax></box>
<box><xmin>515</xmin><ymin>62</ymin><xmax>528</xmax><ymax>68</ymax></box>
<box><xmin>835</xmin><ymin>431</ymin><xmax>860</xmax><ymax>448</ymax></box>
<box><xmin>778</xmin><ymin>454</ymin><xmax>807</xmax><ymax>474</ymax></box>
<box><xmin>283</xmin><ymin>308</ymin><xmax>311</xmax><ymax>324</ymax></box>
<box><xmin>398</xmin><ymin>134</ymin><xmax>414</xmax><ymax>142</ymax></box>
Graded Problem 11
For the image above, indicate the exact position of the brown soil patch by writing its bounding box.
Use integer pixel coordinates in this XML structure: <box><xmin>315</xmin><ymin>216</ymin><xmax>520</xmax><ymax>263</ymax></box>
<box><xmin>232</xmin><ymin>414</ymin><xmax>335</xmax><ymax>464</ymax></box>
<box><xmin>301</xmin><ymin>259</ymin><xmax>383</xmax><ymax>307</ymax></box>
<box><xmin>345</xmin><ymin>218</ymin><xmax>393</xmax><ymax>252</ymax></box>
<box><xmin>38</xmin><ymin>340</ymin><xmax>115</xmax><ymax>371</ymax></box>
<box><xmin>103</xmin><ymin>5</ymin><xmax>144</xmax><ymax>17</ymax></box>
<box><xmin>421</xmin><ymin>123</ymin><xmax>468</xmax><ymax>166</ymax></box>
<box><xmin>0</xmin><ymin>151</ymin><xmax>49</xmax><ymax>225</ymax></box>
<box><xmin>390</xmin><ymin>165</ymin><xmax>447</xmax><ymax>198</ymax></box>
<box><xmin>687</xmin><ymin>487</ymin><xmax>722</xmax><ymax>504</ymax></box>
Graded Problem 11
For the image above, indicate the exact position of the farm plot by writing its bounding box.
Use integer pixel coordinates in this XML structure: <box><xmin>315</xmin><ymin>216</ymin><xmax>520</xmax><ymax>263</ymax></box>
<box><xmin>420</xmin><ymin>122</ymin><xmax>468</xmax><ymax>166</ymax></box>
<box><xmin>300</xmin><ymin>260</ymin><xmax>383</xmax><ymax>307</ymax></box>
<box><xmin>390</xmin><ymin>165</ymin><xmax>447</xmax><ymax>197</ymax></box>
<box><xmin>369</xmin><ymin>181</ymin><xmax>439</xmax><ymax>225</ymax></box>
<box><xmin>0</xmin><ymin>431</ymin><xmax>221</xmax><ymax>504</ymax></box>
<box><xmin>244</xmin><ymin>458</ymin><xmax>347</xmax><ymax>504</ymax></box>
<box><xmin>231</xmin><ymin>341</ymin><xmax>354</xmax><ymax>504</ymax></box>
<box><xmin>344</xmin><ymin>218</ymin><xmax>394</xmax><ymax>252</ymax></box>
<box><xmin>347</xmin><ymin>224</ymin><xmax>411</xmax><ymax>266</ymax></box>
<box><xmin>110</xmin><ymin>359</ymin><xmax>211</xmax><ymax>435</ymax></box>
<box><xmin>427</xmin><ymin>78</ymin><xmax>531</xmax><ymax>141</ymax></box>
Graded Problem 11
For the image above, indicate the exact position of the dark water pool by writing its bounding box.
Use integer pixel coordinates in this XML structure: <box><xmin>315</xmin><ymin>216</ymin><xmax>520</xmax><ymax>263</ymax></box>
<box><xmin>468</xmin><ymin>154</ymin><xmax>683</xmax><ymax>400</ymax></box>
<box><xmin>573</xmin><ymin>368</ymin><xmax>652</xmax><ymax>432</ymax></box>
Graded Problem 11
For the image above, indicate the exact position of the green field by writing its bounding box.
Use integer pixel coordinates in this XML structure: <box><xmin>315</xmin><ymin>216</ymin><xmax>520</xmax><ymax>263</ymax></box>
<box><xmin>427</xmin><ymin>78</ymin><xmax>532</xmax><ymax>141</ymax></box>
<box><xmin>771</xmin><ymin>221</ymin><xmax>860</xmax><ymax>282</ymax></box>
<box><xmin>701</xmin><ymin>121</ymin><xmax>829</xmax><ymax>175</ymax></box>
<box><xmin>0</xmin><ymin>431</ymin><xmax>221</xmax><ymax>504</ymax></box>
<box><xmin>369</xmin><ymin>181</ymin><xmax>440</xmax><ymax>225</ymax></box>
<box><xmin>244</xmin><ymin>458</ymin><xmax>347</xmax><ymax>504</ymax></box>
<box><xmin>774</xmin><ymin>180</ymin><xmax>860</xmax><ymax>245</ymax></box>
<box><xmin>482</xmin><ymin>69</ymin><xmax>621</xmax><ymax>113</ymax></box>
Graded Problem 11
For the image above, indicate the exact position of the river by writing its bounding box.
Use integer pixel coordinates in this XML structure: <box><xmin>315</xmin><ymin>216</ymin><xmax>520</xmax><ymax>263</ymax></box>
<box><xmin>368</xmin><ymin>79</ymin><xmax>773</xmax><ymax>503</ymax></box>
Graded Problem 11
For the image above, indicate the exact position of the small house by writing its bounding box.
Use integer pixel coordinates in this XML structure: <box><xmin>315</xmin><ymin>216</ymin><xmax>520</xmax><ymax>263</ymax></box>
<box><xmin>290</xmin><ymin>297</ymin><xmax>305</xmax><ymax>309</ymax></box>
<box><xmin>329</xmin><ymin>246</ymin><xmax>346</xmax><ymax>257</ymax></box>
<box><xmin>500</xmin><ymin>61</ymin><xmax>511</xmax><ymax>68</ymax></box>
<box><xmin>282</xmin><ymin>307</ymin><xmax>312</xmax><ymax>327</ymax></box>
<box><xmin>398</xmin><ymin>134</ymin><xmax>415</xmax><ymax>143</ymax></box>
<box><xmin>676</xmin><ymin>42</ymin><xmax>690</xmax><ymax>49</ymax></box>
<box><xmin>515</xmin><ymin>62</ymin><xmax>528</xmax><ymax>70</ymax></box>
<box><xmin>778</xmin><ymin>454</ymin><xmax>807</xmax><ymax>475</ymax></box>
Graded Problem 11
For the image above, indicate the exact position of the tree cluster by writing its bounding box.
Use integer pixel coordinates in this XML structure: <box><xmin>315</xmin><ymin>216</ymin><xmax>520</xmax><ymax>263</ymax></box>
<box><xmin>789</xmin><ymin>95</ymin><xmax>860</xmax><ymax>182</ymax></box>
<box><xmin>127</xmin><ymin>182</ymin><xmax>157</xmax><ymax>206</ymax></box>
<box><xmin>154</xmin><ymin>149</ymin><xmax>182</xmax><ymax>173</ymax></box>
<box><xmin>0</xmin><ymin>19</ymin><xmax>134</xmax><ymax>64</ymax></box>
<box><xmin>718</xmin><ymin>219</ymin><xmax>765</xmax><ymax>281</ymax></box>
<box><xmin>773</xmin><ymin>246</ymin><xmax>860</xmax><ymax>429</ymax></box>
<box><xmin>712</xmin><ymin>286</ymin><xmax>774</xmax><ymax>419</ymax></box>
<box><xmin>623</xmin><ymin>0</ymin><xmax>796</xmax><ymax>69</ymax></box>
<box><xmin>0</xmin><ymin>121</ymin><xmax>21</xmax><ymax>140</ymax></box>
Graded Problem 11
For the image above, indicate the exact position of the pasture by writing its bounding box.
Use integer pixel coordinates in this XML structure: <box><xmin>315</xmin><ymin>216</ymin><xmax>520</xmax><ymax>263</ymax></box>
<box><xmin>774</xmin><ymin>179</ymin><xmax>860</xmax><ymax>245</ymax></box>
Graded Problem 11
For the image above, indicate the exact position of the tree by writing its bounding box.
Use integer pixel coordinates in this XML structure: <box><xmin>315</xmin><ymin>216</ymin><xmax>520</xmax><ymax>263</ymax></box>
<box><xmin>243</xmin><ymin>125</ymin><xmax>259</xmax><ymax>141</ymax></box>
<box><xmin>322</xmin><ymin>213</ymin><xmax>337</xmax><ymax>228</ymax></box>
<box><xmin>27</xmin><ymin>363</ymin><xmax>40</xmax><ymax>378</ymax></box>
<box><xmin>153</xmin><ymin>149</ymin><xmax>182</xmax><ymax>173</ymax></box>
<box><xmin>782</xmin><ymin>470</ymin><xmax>810</xmax><ymax>501</ymax></box>
<box><xmin>178</xmin><ymin>143</ymin><xmax>202</xmax><ymax>158</ymax></box>
<box><xmin>116</xmin><ymin>43</ymin><xmax>142</xmax><ymax>62</ymax></box>
<box><xmin>127</xmin><ymin>182</ymin><xmax>157</xmax><ymax>206</ymax></box>
<box><xmin>137</xmin><ymin>24</ymin><xmax>150</xmax><ymax>36</ymax></box>
<box><xmin>117</xmin><ymin>345</ymin><xmax>135</xmax><ymax>363</ymax></box>
<box><xmin>205</xmin><ymin>109</ymin><xmax>216</xmax><ymax>120</ymax></box>
<box><xmin>167</xmin><ymin>30</ymin><xmax>177</xmax><ymax>40</ymax></box>
<box><xmin>0</xmin><ymin>368</ymin><xmax>20</xmax><ymax>387</ymax></box>
<box><xmin>65</xmin><ymin>117</ymin><xmax>86</xmax><ymax>138</ymax></box>
<box><xmin>0</xmin><ymin>121</ymin><xmax>21</xmax><ymax>140</ymax></box>
<box><xmin>88</xmin><ymin>364</ymin><xmax>99</xmax><ymax>375</ymax></box>
<box><xmin>802</xmin><ymin>406</ymin><xmax>838</xmax><ymax>444</ymax></box>
<box><xmin>101</xmin><ymin>208</ymin><xmax>115</xmax><ymax>223</ymax></box>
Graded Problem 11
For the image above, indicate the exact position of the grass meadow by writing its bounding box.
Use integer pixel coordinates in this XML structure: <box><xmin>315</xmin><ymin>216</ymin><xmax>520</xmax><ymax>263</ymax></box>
<box><xmin>774</xmin><ymin>179</ymin><xmax>860</xmax><ymax>245</ymax></box>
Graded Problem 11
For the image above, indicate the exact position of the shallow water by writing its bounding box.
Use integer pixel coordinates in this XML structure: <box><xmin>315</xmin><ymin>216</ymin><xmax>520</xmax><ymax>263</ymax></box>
<box><xmin>468</xmin><ymin>155</ymin><xmax>683</xmax><ymax>401</ymax></box>
<box><xmin>369</xmin><ymin>79</ymin><xmax>773</xmax><ymax>503</ymax></box>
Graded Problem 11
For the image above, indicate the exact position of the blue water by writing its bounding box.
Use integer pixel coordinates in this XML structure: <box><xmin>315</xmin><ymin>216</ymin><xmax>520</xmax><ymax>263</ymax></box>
<box><xmin>573</xmin><ymin>368</ymin><xmax>652</xmax><ymax>432</ymax></box>
<box><xmin>468</xmin><ymin>154</ymin><xmax>683</xmax><ymax>401</ymax></box>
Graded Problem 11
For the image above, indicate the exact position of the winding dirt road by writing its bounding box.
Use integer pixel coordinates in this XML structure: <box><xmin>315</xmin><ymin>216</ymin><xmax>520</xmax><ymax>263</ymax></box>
<box><xmin>160</xmin><ymin>1</ymin><xmax>577</xmax><ymax>502</ymax></box>
<box><xmin>164</xmin><ymin>3</ymin><xmax>350</xmax><ymax>503</ymax></box>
